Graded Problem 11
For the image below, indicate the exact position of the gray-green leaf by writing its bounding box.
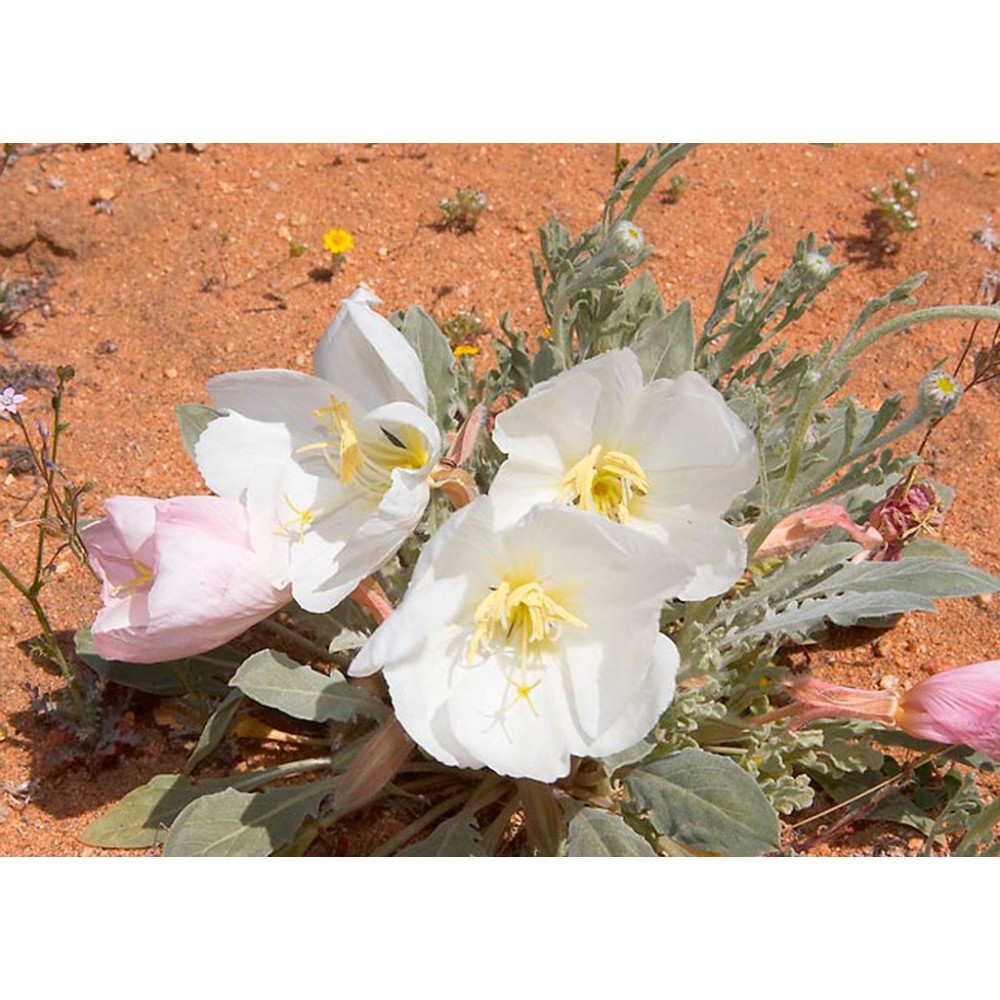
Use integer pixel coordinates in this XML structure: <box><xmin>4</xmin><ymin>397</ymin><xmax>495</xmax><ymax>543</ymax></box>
<box><xmin>394</xmin><ymin>306</ymin><xmax>456</xmax><ymax>429</ymax></box>
<box><xmin>631</xmin><ymin>299</ymin><xmax>695</xmax><ymax>380</ymax></box>
<box><xmin>397</xmin><ymin>815</ymin><xmax>486</xmax><ymax>857</ymax></box>
<box><xmin>186</xmin><ymin>689</ymin><xmax>244</xmax><ymax>772</ymax></box>
<box><xmin>624</xmin><ymin>749</ymin><xmax>781</xmax><ymax>856</ymax></box>
<box><xmin>75</xmin><ymin>629</ymin><xmax>241</xmax><ymax>697</ymax></box>
<box><xmin>230</xmin><ymin>648</ymin><xmax>387</xmax><ymax>723</ymax></box>
<box><xmin>566</xmin><ymin>807</ymin><xmax>656</xmax><ymax>857</ymax></box>
<box><xmin>164</xmin><ymin>781</ymin><xmax>335</xmax><ymax>857</ymax></box>
<box><xmin>82</xmin><ymin>771</ymin><xmax>285</xmax><ymax>848</ymax></box>
<box><xmin>176</xmin><ymin>403</ymin><xmax>219</xmax><ymax>461</ymax></box>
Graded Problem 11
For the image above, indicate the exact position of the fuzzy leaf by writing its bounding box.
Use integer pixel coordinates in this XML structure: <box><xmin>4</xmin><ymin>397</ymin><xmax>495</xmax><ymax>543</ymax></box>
<box><xmin>566</xmin><ymin>807</ymin><xmax>656</xmax><ymax>857</ymax></box>
<box><xmin>393</xmin><ymin>306</ymin><xmax>456</xmax><ymax>428</ymax></box>
<box><xmin>516</xmin><ymin>779</ymin><xmax>566</xmax><ymax>857</ymax></box>
<box><xmin>230</xmin><ymin>649</ymin><xmax>387</xmax><ymax>723</ymax></box>
<box><xmin>175</xmin><ymin>403</ymin><xmax>219</xmax><ymax>461</ymax></box>
<box><xmin>631</xmin><ymin>299</ymin><xmax>695</xmax><ymax>380</ymax></box>
<box><xmin>186</xmin><ymin>690</ymin><xmax>244</xmax><ymax>772</ymax></box>
<box><xmin>397</xmin><ymin>815</ymin><xmax>486</xmax><ymax>857</ymax></box>
<box><xmin>164</xmin><ymin>781</ymin><xmax>335</xmax><ymax>857</ymax></box>
<box><xmin>624</xmin><ymin>749</ymin><xmax>781</xmax><ymax>856</ymax></box>
<box><xmin>739</xmin><ymin>557</ymin><xmax>1000</xmax><ymax>642</ymax></box>
<box><xmin>531</xmin><ymin>338</ymin><xmax>565</xmax><ymax>384</ymax></box>
<box><xmin>75</xmin><ymin>629</ymin><xmax>240</xmax><ymax>696</ymax></box>
<box><xmin>82</xmin><ymin>771</ymin><xmax>282</xmax><ymax>848</ymax></box>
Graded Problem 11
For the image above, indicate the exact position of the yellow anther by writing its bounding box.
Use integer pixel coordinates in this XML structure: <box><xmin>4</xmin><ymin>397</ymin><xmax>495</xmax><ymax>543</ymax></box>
<box><xmin>467</xmin><ymin>579</ymin><xmax>585</xmax><ymax>668</ymax></box>
<box><xmin>109</xmin><ymin>559</ymin><xmax>154</xmax><ymax>597</ymax></box>
<box><xmin>561</xmin><ymin>445</ymin><xmax>649</xmax><ymax>523</ymax></box>
<box><xmin>311</xmin><ymin>395</ymin><xmax>363</xmax><ymax>485</ymax></box>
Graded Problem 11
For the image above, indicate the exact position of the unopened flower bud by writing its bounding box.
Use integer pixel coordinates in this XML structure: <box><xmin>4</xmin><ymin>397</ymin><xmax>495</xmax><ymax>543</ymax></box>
<box><xmin>918</xmin><ymin>369</ymin><xmax>963</xmax><ymax>418</ymax></box>
<box><xmin>801</xmin><ymin>251</ymin><xmax>833</xmax><ymax>284</ymax></box>
<box><xmin>607</xmin><ymin>219</ymin><xmax>644</xmax><ymax>260</ymax></box>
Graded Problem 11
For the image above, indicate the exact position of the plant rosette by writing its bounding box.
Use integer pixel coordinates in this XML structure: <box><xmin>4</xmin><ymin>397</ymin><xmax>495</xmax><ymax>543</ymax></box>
<box><xmin>350</xmin><ymin>496</ymin><xmax>691</xmax><ymax>782</ymax></box>
<box><xmin>195</xmin><ymin>288</ymin><xmax>442</xmax><ymax>613</ymax></box>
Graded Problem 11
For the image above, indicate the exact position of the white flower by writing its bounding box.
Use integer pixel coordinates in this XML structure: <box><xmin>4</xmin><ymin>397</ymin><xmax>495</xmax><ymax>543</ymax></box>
<box><xmin>195</xmin><ymin>289</ymin><xmax>441</xmax><ymax>613</ymax></box>
<box><xmin>488</xmin><ymin>349</ymin><xmax>758</xmax><ymax>601</ymax></box>
<box><xmin>350</xmin><ymin>497</ymin><xmax>686</xmax><ymax>782</ymax></box>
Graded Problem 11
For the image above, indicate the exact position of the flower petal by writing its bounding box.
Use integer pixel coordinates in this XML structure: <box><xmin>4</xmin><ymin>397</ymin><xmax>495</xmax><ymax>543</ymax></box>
<box><xmin>313</xmin><ymin>289</ymin><xmax>429</xmax><ymax>411</ymax></box>
<box><xmin>629</xmin><ymin>372</ymin><xmax>758</xmax><ymax>514</ymax></box>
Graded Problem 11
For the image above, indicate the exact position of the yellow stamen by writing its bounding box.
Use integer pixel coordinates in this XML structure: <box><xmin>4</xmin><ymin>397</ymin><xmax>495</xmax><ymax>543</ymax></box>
<box><xmin>109</xmin><ymin>559</ymin><xmax>154</xmax><ymax>596</ymax></box>
<box><xmin>561</xmin><ymin>445</ymin><xmax>649</xmax><ymax>523</ymax></box>
<box><xmin>467</xmin><ymin>579</ymin><xmax>586</xmax><ymax>668</ymax></box>
<box><xmin>309</xmin><ymin>395</ymin><xmax>363</xmax><ymax>485</ymax></box>
<box><xmin>279</xmin><ymin>494</ymin><xmax>315</xmax><ymax>542</ymax></box>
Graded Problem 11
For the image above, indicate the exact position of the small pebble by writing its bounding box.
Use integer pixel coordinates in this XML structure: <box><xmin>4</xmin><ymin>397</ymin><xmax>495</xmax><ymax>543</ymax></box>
<box><xmin>164</xmin><ymin>367</ymin><xmax>178</xmax><ymax>379</ymax></box>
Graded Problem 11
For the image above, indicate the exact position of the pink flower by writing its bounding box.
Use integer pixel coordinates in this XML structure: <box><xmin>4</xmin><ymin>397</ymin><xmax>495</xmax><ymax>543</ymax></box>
<box><xmin>756</xmin><ymin>663</ymin><xmax>1000</xmax><ymax>760</ymax></box>
<box><xmin>80</xmin><ymin>495</ymin><xmax>290</xmax><ymax>663</ymax></box>
<box><xmin>897</xmin><ymin>661</ymin><xmax>1000</xmax><ymax>758</ymax></box>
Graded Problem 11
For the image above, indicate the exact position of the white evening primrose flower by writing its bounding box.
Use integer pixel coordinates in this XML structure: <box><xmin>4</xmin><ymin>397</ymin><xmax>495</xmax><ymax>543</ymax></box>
<box><xmin>195</xmin><ymin>288</ymin><xmax>441</xmax><ymax>613</ymax></box>
<box><xmin>489</xmin><ymin>349</ymin><xmax>758</xmax><ymax>601</ymax></box>
<box><xmin>350</xmin><ymin>497</ymin><xmax>687</xmax><ymax>783</ymax></box>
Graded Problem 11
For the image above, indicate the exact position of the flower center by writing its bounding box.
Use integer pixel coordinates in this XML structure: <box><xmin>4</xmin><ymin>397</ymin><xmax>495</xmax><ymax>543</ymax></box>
<box><xmin>467</xmin><ymin>579</ymin><xmax>586</xmax><ymax>669</ymax></box>
<box><xmin>108</xmin><ymin>558</ymin><xmax>154</xmax><ymax>597</ymax></box>
<box><xmin>561</xmin><ymin>444</ymin><xmax>649</xmax><ymax>523</ymax></box>
<box><xmin>283</xmin><ymin>395</ymin><xmax>431</xmax><ymax>541</ymax></box>
<box><xmin>304</xmin><ymin>395</ymin><xmax>364</xmax><ymax>485</ymax></box>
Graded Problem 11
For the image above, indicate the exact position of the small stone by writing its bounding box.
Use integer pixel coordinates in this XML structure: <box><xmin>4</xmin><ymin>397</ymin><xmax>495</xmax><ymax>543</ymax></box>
<box><xmin>96</xmin><ymin>187</ymin><xmax>116</xmax><ymax>202</ymax></box>
<box><xmin>55</xmin><ymin>561</ymin><xmax>70</xmax><ymax>576</ymax></box>
<box><xmin>974</xmin><ymin>593</ymin><xmax>994</xmax><ymax>609</ymax></box>
<box><xmin>25</xmin><ymin>183</ymin><xmax>39</xmax><ymax>195</ymax></box>
<box><xmin>164</xmin><ymin>367</ymin><xmax>178</xmax><ymax>379</ymax></box>
<box><xmin>294</xmin><ymin>353</ymin><xmax>307</xmax><ymax>367</ymax></box>
<box><xmin>377</xmin><ymin>246</ymin><xmax>388</xmax><ymax>257</ymax></box>
<box><xmin>224</xmin><ymin>342</ymin><xmax>235</xmax><ymax>353</ymax></box>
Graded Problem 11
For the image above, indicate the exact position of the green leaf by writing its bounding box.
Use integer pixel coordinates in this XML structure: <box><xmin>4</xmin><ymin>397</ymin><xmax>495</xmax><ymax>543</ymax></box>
<box><xmin>566</xmin><ymin>807</ymin><xmax>656</xmax><ymax>857</ymax></box>
<box><xmin>956</xmin><ymin>795</ymin><xmax>1000</xmax><ymax>856</ymax></box>
<box><xmin>327</xmin><ymin>628</ymin><xmax>368</xmax><ymax>654</ymax></box>
<box><xmin>230</xmin><ymin>648</ymin><xmax>387</xmax><ymax>723</ymax></box>
<box><xmin>186</xmin><ymin>689</ymin><xmax>244</xmax><ymax>772</ymax></box>
<box><xmin>164</xmin><ymin>781</ymin><xmax>335</xmax><ymax>857</ymax></box>
<box><xmin>631</xmin><ymin>299</ymin><xmax>695</xmax><ymax>380</ymax></box>
<box><xmin>530</xmin><ymin>338</ymin><xmax>565</xmax><ymax>384</ymax></box>
<box><xmin>739</xmin><ymin>558</ymin><xmax>1000</xmax><ymax>642</ymax></box>
<box><xmin>397</xmin><ymin>815</ymin><xmax>486</xmax><ymax>857</ymax></box>
<box><xmin>82</xmin><ymin>770</ymin><xmax>285</xmax><ymax>848</ymax></box>
<box><xmin>394</xmin><ymin>306</ymin><xmax>456</xmax><ymax>428</ymax></box>
<box><xmin>601</xmin><ymin>737</ymin><xmax>656</xmax><ymax>777</ymax></box>
<box><xmin>516</xmin><ymin>779</ymin><xmax>566</xmax><ymax>856</ymax></box>
<box><xmin>624</xmin><ymin>749</ymin><xmax>781</xmax><ymax>856</ymax></box>
<box><xmin>175</xmin><ymin>403</ymin><xmax>219</xmax><ymax>461</ymax></box>
<box><xmin>75</xmin><ymin>629</ymin><xmax>241</xmax><ymax>696</ymax></box>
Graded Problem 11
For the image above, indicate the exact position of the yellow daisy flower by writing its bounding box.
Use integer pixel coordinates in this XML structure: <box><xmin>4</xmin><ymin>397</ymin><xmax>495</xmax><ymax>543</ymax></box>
<box><xmin>323</xmin><ymin>228</ymin><xmax>355</xmax><ymax>255</ymax></box>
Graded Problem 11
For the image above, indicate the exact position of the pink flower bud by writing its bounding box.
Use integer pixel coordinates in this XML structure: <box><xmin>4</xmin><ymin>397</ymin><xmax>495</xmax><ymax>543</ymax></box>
<box><xmin>81</xmin><ymin>495</ymin><xmax>290</xmax><ymax>663</ymax></box>
<box><xmin>896</xmin><ymin>661</ymin><xmax>1000</xmax><ymax>758</ymax></box>
<box><xmin>749</xmin><ymin>503</ymin><xmax>883</xmax><ymax>560</ymax></box>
